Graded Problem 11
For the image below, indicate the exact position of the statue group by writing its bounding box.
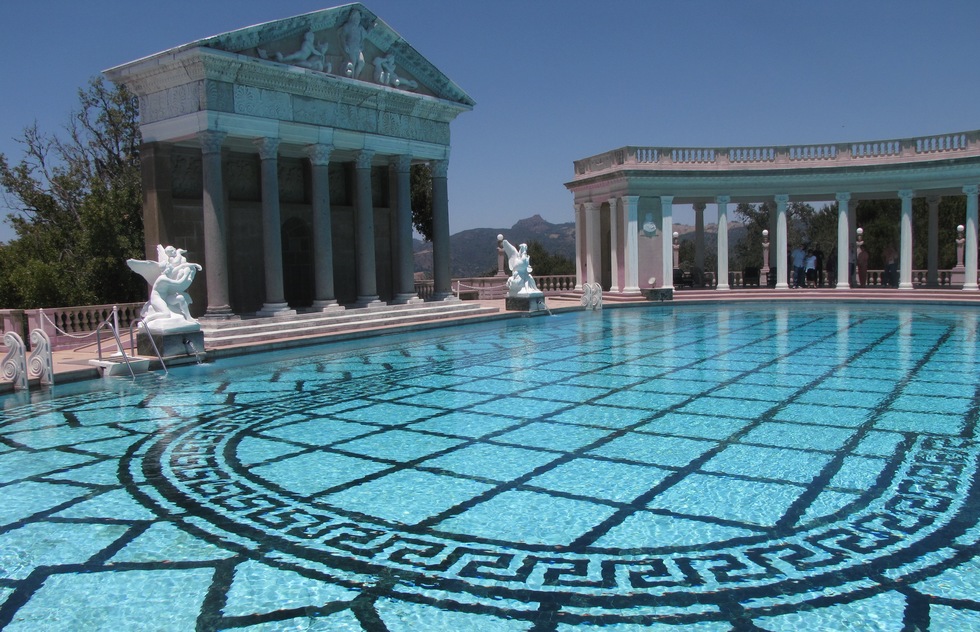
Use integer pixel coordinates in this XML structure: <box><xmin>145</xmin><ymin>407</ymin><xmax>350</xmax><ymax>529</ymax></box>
<box><xmin>127</xmin><ymin>245</ymin><xmax>202</xmax><ymax>334</ymax></box>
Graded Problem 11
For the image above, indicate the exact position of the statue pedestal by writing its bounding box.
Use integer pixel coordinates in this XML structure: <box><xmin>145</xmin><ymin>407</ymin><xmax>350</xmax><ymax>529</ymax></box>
<box><xmin>137</xmin><ymin>330</ymin><xmax>206</xmax><ymax>363</ymax></box>
<box><xmin>950</xmin><ymin>265</ymin><xmax>965</xmax><ymax>288</ymax></box>
<box><xmin>505</xmin><ymin>294</ymin><xmax>547</xmax><ymax>312</ymax></box>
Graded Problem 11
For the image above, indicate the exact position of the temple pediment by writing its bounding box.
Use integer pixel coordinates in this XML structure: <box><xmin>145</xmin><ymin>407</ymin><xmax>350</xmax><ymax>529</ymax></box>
<box><xmin>165</xmin><ymin>3</ymin><xmax>473</xmax><ymax>108</ymax></box>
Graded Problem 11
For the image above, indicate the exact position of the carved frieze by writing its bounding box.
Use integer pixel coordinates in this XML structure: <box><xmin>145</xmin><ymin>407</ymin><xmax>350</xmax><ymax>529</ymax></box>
<box><xmin>171</xmin><ymin>152</ymin><xmax>203</xmax><ymax>200</ymax></box>
<box><xmin>278</xmin><ymin>158</ymin><xmax>306</xmax><ymax>203</ymax></box>
<box><xmin>226</xmin><ymin>154</ymin><xmax>260</xmax><ymax>201</ymax></box>
<box><xmin>139</xmin><ymin>83</ymin><xmax>203</xmax><ymax>124</ymax></box>
<box><xmin>234</xmin><ymin>85</ymin><xmax>293</xmax><ymax>119</ymax></box>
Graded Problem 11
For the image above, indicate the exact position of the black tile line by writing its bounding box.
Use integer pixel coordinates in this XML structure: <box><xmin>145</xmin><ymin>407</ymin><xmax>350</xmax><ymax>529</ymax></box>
<box><xmin>565</xmin><ymin>313</ymin><xmax>908</xmax><ymax>550</ymax></box>
<box><xmin>195</xmin><ymin>556</ymin><xmax>240</xmax><ymax>632</ymax></box>
<box><xmin>772</xmin><ymin>323</ymin><xmax>961</xmax><ymax>534</ymax></box>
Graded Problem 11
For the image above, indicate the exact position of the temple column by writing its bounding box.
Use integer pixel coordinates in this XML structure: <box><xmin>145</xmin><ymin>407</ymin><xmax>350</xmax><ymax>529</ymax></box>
<box><xmin>694</xmin><ymin>202</ymin><xmax>706</xmax><ymax>272</ymax></box>
<box><xmin>574</xmin><ymin>203</ymin><xmax>584</xmax><ymax>290</ymax></box>
<box><xmin>390</xmin><ymin>155</ymin><xmax>422</xmax><ymax>304</ymax></box>
<box><xmin>308</xmin><ymin>144</ymin><xmax>342</xmax><ymax>311</ymax></box>
<box><xmin>608</xmin><ymin>197</ymin><xmax>621</xmax><ymax>292</ymax></box>
<box><xmin>661</xmin><ymin>196</ymin><xmax>674</xmax><ymax>289</ymax></box>
<box><xmin>623</xmin><ymin>195</ymin><xmax>640</xmax><ymax>293</ymax></box>
<box><xmin>927</xmin><ymin>195</ymin><xmax>940</xmax><ymax>287</ymax></box>
<box><xmin>775</xmin><ymin>194</ymin><xmax>789</xmax><ymax>289</ymax></box>
<box><xmin>354</xmin><ymin>150</ymin><xmax>383</xmax><ymax>307</ymax></box>
<box><xmin>585</xmin><ymin>202</ymin><xmax>600</xmax><ymax>285</ymax></box>
<box><xmin>836</xmin><ymin>192</ymin><xmax>851</xmax><ymax>290</ymax></box>
<box><xmin>200</xmin><ymin>131</ymin><xmax>234</xmax><ymax>318</ymax></box>
<box><xmin>965</xmin><ymin>185</ymin><xmax>979</xmax><ymax>291</ymax></box>
<box><xmin>255</xmin><ymin>137</ymin><xmax>293</xmax><ymax>316</ymax></box>
<box><xmin>430</xmin><ymin>159</ymin><xmax>456</xmax><ymax>301</ymax></box>
<box><xmin>715</xmin><ymin>196</ymin><xmax>730</xmax><ymax>290</ymax></box>
<box><xmin>898</xmin><ymin>189</ymin><xmax>914</xmax><ymax>290</ymax></box>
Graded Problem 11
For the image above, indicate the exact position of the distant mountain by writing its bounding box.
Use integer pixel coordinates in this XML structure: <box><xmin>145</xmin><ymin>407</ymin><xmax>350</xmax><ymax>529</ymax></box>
<box><xmin>414</xmin><ymin>214</ymin><xmax>575</xmax><ymax>278</ymax></box>
<box><xmin>413</xmin><ymin>215</ymin><xmax>750</xmax><ymax>278</ymax></box>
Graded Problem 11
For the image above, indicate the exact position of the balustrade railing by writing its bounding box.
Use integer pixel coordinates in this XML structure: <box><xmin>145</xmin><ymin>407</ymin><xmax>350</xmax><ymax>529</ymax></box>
<box><xmin>0</xmin><ymin>303</ymin><xmax>144</xmax><ymax>352</ymax></box>
<box><xmin>452</xmin><ymin>275</ymin><xmax>576</xmax><ymax>299</ymax></box>
<box><xmin>574</xmin><ymin>129</ymin><xmax>980</xmax><ymax>176</ymax></box>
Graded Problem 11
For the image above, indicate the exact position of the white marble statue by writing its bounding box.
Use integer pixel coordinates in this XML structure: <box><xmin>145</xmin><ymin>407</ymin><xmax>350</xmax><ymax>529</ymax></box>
<box><xmin>127</xmin><ymin>245</ymin><xmax>203</xmax><ymax>334</ymax></box>
<box><xmin>341</xmin><ymin>9</ymin><xmax>373</xmax><ymax>78</ymax></box>
<box><xmin>373</xmin><ymin>54</ymin><xmax>419</xmax><ymax>90</ymax></box>
<box><xmin>500</xmin><ymin>237</ymin><xmax>543</xmax><ymax>298</ymax></box>
<box><xmin>264</xmin><ymin>30</ymin><xmax>331</xmax><ymax>73</ymax></box>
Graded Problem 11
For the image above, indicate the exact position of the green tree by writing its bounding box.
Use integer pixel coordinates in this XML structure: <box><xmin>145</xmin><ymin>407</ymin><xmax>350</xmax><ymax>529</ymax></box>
<box><xmin>525</xmin><ymin>240</ymin><xmax>574</xmax><ymax>276</ymax></box>
<box><xmin>0</xmin><ymin>77</ymin><xmax>144</xmax><ymax>308</ymax></box>
<box><xmin>410</xmin><ymin>163</ymin><xmax>433</xmax><ymax>241</ymax></box>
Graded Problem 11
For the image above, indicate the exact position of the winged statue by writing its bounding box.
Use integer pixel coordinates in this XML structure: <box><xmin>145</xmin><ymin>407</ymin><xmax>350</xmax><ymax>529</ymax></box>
<box><xmin>500</xmin><ymin>237</ymin><xmax>542</xmax><ymax>298</ymax></box>
<box><xmin>127</xmin><ymin>245</ymin><xmax>203</xmax><ymax>334</ymax></box>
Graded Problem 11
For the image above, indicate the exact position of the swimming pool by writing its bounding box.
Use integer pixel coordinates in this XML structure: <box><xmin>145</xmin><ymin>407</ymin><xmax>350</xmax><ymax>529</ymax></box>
<box><xmin>1</xmin><ymin>303</ymin><xmax>978</xmax><ymax>630</ymax></box>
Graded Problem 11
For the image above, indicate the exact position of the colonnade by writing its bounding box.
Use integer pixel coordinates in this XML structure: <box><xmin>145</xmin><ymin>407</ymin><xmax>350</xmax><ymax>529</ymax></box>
<box><xmin>575</xmin><ymin>187</ymin><xmax>980</xmax><ymax>293</ymax></box>
<box><xmin>192</xmin><ymin>131</ymin><xmax>454</xmax><ymax>319</ymax></box>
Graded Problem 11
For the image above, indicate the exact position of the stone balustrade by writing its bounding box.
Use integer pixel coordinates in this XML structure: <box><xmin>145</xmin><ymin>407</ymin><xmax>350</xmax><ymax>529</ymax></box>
<box><xmin>0</xmin><ymin>303</ymin><xmax>144</xmax><ymax>352</ymax></box>
<box><xmin>574</xmin><ymin>130</ymin><xmax>980</xmax><ymax>176</ymax></box>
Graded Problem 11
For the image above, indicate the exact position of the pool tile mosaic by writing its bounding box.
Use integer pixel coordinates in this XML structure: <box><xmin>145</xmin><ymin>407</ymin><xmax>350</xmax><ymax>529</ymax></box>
<box><xmin>1</xmin><ymin>303</ymin><xmax>979</xmax><ymax>629</ymax></box>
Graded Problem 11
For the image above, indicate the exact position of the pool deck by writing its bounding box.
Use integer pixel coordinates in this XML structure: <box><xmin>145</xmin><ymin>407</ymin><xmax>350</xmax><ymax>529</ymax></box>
<box><xmin>18</xmin><ymin>286</ymin><xmax>980</xmax><ymax>389</ymax></box>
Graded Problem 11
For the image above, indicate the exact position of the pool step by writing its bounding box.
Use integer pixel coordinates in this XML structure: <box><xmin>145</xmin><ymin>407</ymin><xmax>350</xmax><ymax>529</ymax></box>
<box><xmin>200</xmin><ymin>301</ymin><xmax>499</xmax><ymax>349</ymax></box>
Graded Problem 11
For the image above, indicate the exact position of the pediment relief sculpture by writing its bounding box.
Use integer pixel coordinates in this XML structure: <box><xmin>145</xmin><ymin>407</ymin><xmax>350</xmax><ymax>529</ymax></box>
<box><xmin>248</xmin><ymin>7</ymin><xmax>421</xmax><ymax>94</ymax></box>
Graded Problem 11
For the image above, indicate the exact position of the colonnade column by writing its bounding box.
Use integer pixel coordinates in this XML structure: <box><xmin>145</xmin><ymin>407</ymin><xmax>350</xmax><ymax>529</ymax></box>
<box><xmin>927</xmin><ymin>195</ymin><xmax>940</xmax><ymax>287</ymax></box>
<box><xmin>623</xmin><ymin>195</ymin><xmax>640</xmax><ymax>294</ymax></box>
<box><xmin>391</xmin><ymin>155</ymin><xmax>421</xmax><ymax>304</ymax></box>
<box><xmin>430</xmin><ymin>159</ymin><xmax>456</xmax><ymax>301</ymax></box>
<box><xmin>693</xmin><ymin>202</ymin><xmax>706</xmax><ymax>271</ymax></box>
<box><xmin>585</xmin><ymin>202</ymin><xmax>600</xmax><ymax>285</ymax></box>
<box><xmin>715</xmin><ymin>196</ymin><xmax>730</xmax><ymax>290</ymax></box>
<box><xmin>354</xmin><ymin>150</ymin><xmax>383</xmax><ymax>307</ymax></box>
<box><xmin>964</xmin><ymin>185</ymin><xmax>979</xmax><ymax>291</ymax></box>
<box><xmin>661</xmin><ymin>196</ymin><xmax>674</xmax><ymax>290</ymax></box>
<box><xmin>608</xmin><ymin>197</ymin><xmax>621</xmax><ymax>292</ymax></box>
<box><xmin>898</xmin><ymin>189</ymin><xmax>914</xmax><ymax>290</ymax></box>
<box><xmin>308</xmin><ymin>144</ymin><xmax>341</xmax><ymax>311</ymax></box>
<box><xmin>574</xmin><ymin>203</ymin><xmax>584</xmax><ymax>290</ymax></box>
<box><xmin>200</xmin><ymin>130</ymin><xmax>234</xmax><ymax>318</ymax></box>
<box><xmin>255</xmin><ymin>137</ymin><xmax>293</xmax><ymax>316</ymax></box>
<box><xmin>836</xmin><ymin>192</ymin><xmax>851</xmax><ymax>290</ymax></box>
<box><xmin>774</xmin><ymin>194</ymin><xmax>789</xmax><ymax>290</ymax></box>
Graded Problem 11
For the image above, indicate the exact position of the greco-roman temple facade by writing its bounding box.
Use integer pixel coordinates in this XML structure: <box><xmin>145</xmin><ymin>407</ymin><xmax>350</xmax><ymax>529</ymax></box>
<box><xmin>105</xmin><ymin>3</ymin><xmax>473</xmax><ymax>319</ymax></box>
<box><xmin>567</xmin><ymin>131</ymin><xmax>980</xmax><ymax>293</ymax></box>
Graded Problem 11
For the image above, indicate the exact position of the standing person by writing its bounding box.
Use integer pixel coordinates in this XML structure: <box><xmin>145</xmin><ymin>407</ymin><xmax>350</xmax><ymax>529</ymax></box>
<box><xmin>791</xmin><ymin>245</ymin><xmax>806</xmax><ymax>289</ymax></box>
<box><xmin>827</xmin><ymin>246</ymin><xmax>838</xmax><ymax>287</ymax></box>
<box><xmin>883</xmin><ymin>244</ymin><xmax>898</xmax><ymax>288</ymax></box>
<box><xmin>804</xmin><ymin>250</ymin><xmax>817</xmax><ymax>288</ymax></box>
<box><xmin>849</xmin><ymin>245</ymin><xmax>857</xmax><ymax>287</ymax></box>
<box><xmin>815</xmin><ymin>248</ymin><xmax>825</xmax><ymax>287</ymax></box>
<box><xmin>857</xmin><ymin>245</ymin><xmax>870</xmax><ymax>287</ymax></box>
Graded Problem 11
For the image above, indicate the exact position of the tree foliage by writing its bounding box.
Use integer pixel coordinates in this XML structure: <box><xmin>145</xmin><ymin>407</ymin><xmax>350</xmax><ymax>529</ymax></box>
<box><xmin>525</xmin><ymin>240</ymin><xmax>574</xmax><ymax>276</ymax></box>
<box><xmin>410</xmin><ymin>163</ymin><xmax>433</xmax><ymax>241</ymax></box>
<box><xmin>0</xmin><ymin>77</ymin><xmax>144</xmax><ymax>308</ymax></box>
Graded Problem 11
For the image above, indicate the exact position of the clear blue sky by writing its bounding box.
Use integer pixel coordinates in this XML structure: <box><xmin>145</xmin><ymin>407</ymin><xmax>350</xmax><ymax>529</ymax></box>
<box><xmin>3</xmin><ymin>0</ymin><xmax>980</xmax><ymax>244</ymax></box>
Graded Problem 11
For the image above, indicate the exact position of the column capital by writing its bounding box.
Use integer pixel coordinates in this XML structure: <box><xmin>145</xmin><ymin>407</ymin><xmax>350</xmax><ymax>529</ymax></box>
<box><xmin>390</xmin><ymin>154</ymin><xmax>413</xmax><ymax>173</ymax></box>
<box><xmin>693</xmin><ymin>202</ymin><xmax>707</xmax><ymax>212</ymax></box>
<box><xmin>898</xmin><ymin>189</ymin><xmax>915</xmax><ymax>200</ymax></box>
<box><xmin>835</xmin><ymin>192</ymin><xmax>851</xmax><ymax>203</ymax></box>
<box><xmin>199</xmin><ymin>130</ymin><xmax>226</xmax><ymax>155</ymax></box>
<box><xmin>254</xmin><ymin>137</ymin><xmax>280</xmax><ymax>160</ymax></box>
<box><xmin>355</xmin><ymin>150</ymin><xmax>375</xmax><ymax>170</ymax></box>
<box><xmin>774</xmin><ymin>194</ymin><xmax>790</xmax><ymax>205</ymax></box>
<box><xmin>584</xmin><ymin>201</ymin><xmax>600</xmax><ymax>213</ymax></box>
<box><xmin>607</xmin><ymin>195</ymin><xmax>619</xmax><ymax>205</ymax></box>
<box><xmin>963</xmin><ymin>185</ymin><xmax>979</xmax><ymax>196</ymax></box>
<box><xmin>715</xmin><ymin>195</ymin><xmax>730</xmax><ymax>205</ymax></box>
<box><xmin>660</xmin><ymin>195</ymin><xmax>674</xmax><ymax>206</ymax></box>
<box><xmin>431</xmin><ymin>159</ymin><xmax>449</xmax><ymax>178</ymax></box>
<box><xmin>623</xmin><ymin>195</ymin><xmax>640</xmax><ymax>206</ymax></box>
<box><xmin>306</xmin><ymin>143</ymin><xmax>334</xmax><ymax>166</ymax></box>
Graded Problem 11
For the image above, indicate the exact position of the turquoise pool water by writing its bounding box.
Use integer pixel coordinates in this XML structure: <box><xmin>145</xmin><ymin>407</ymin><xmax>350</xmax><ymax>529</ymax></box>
<box><xmin>1</xmin><ymin>303</ymin><xmax>978</xmax><ymax>630</ymax></box>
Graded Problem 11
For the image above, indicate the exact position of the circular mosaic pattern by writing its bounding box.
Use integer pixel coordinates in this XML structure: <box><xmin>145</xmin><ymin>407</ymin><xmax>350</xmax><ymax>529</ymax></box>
<box><xmin>125</xmin><ymin>304</ymin><xmax>980</xmax><ymax>625</ymax></box>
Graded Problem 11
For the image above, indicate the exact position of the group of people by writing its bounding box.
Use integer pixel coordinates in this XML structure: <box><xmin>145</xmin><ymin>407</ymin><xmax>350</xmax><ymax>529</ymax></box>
<box><xmin>790</xmin><ymin>246</ymin><xmax>826</xmax><ymax>288</ymax></box>
<box><xmin>848</xmin><ymin>243</ymin><xmax>899</xmax><ymax>288</ymax></box>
